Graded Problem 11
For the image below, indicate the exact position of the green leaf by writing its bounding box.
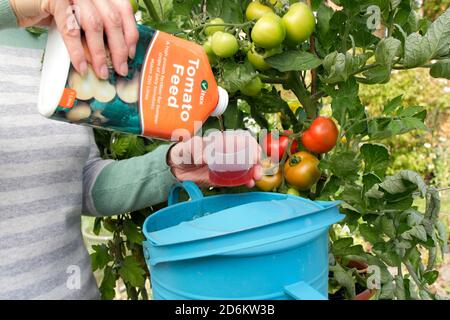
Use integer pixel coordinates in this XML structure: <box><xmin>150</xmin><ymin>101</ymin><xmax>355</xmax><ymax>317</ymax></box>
<box><xmin>90</xmin><ymin>244</ymin><xmax>112</xmax><ymax>271</ymax></box>
<box><xmin>206</xmin><ymin>0</ymin><xmax>245</xmax><ymax>23</ymax></box>
<box><xmin>404</xmin><ymin>8</ymin><xmax>450</xmax><ymax>68</ymax></box>
<box><xmin>401</xmin><ymin>225</ymin><xmax>428</xmax><ymax>242</ymax></box>
<box><xmin>330</xmin><ymin>263</ymin><xmax>356</xmax><ymax>297</ymax></box>
<box><xmin>93</xmin><ymin>217</ymin><xmax>102</xmax><ymax>236</ymax></box>
<box><xmin>222</xmin><ymin>99</ymin><xmax>243</xmax><ymax>129</ymax></box>
<box><xmin>99</xmin><ymin>266</ymin><xmax>116</xmax><ymax>300</ymax></box>
<box><xmin>333</xmin><ymin>237</ymin><xmax>354</xmax><ymax>251</ymax></box>
<box><xmin>430</xmin><ymin>60</ymin><xmax>450</xmax><ymax>79</ymax></box>
<box><xmin>380</xmin><ymin>216</ymin><xmax>396</xmax><ymax>238</ymax></box>
<box><xmin>340</xmin><ymin>185</ymin><xmax>364</xmax><ymax>210</ymax></box>
<box><xmin>376</xmin><ymin>37</ymin><xmax>402</xmax><ymax>66</ymax></box>
<box><xmin>361</xmin><ymin>144</ymin><xmax>390</xmax><ymax>178</ymax></box>
<box><xmin>405</xmin><ymin>209</ymin><xmax>424</xmax><ymax>227</ymax></box>
<box><xmin>222</xmin><ymin>61</ymin><xmax>257</xmax><ymax>94</ymax></box>
<box><xmin>359</xmin><ymin>224</ymin><xmax>381</xmax><ymax>243</ymax></box>
<box><xmin>244</xmin><ymin>87</ymin><xmax>288</xmax><ymax>114</ymax></box>
<box><xmin>379</xmin><ymin>170</ymin><xmax>427</xmax><ymax>197</ymax></box>
<box><xmin>320</xmin><ymin>151</ymin><xmax>360</xmax><ymax>181</ymax></box>
<box><xmin>384</xmin><ymin>95</ymin><xmax>403</xmax><ymax>114</ymax></box>
<box><xmin>266</xmin><ymin>51</ymin><xmax>322</xmax><ymax>72</ymax></box>
<box><xmin>423</xmin><ymin>270</ymin><xmax>439</xmax><ymax>285</ymax></box>
<box><xmin>322</xmin><ymin>52</ymin><xmax>367</xmax><ymax>84</ymax></box>
<box><xmin>379</xmin><ymin>281</ymin><xmax>395</xmax><ymax>300</ymax></box>
<box><xmin>123</xmin><ymin>220</ymin><xmax>145</xmax><ymax>245</ymax></box>
<box><xmin>318</xmin><ymin>175</ymin><xmax>341</xmax><ymax>200</ymax></box>
<box><xmin>118</xmin><ymin>256</ymin><xmax>146</xmax><ymax>287</ymax></box>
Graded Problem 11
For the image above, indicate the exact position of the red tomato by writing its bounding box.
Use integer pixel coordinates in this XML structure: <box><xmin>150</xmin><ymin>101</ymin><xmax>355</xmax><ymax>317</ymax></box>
<box><xmin>301</xmin><ymin>117</ymin><xmax>339</xmax><ymax>154</ymax></box>
<box><xmin>263</xmin><ymin>131</ymin><xmax>298</xmax><ymax>161</ymax></box>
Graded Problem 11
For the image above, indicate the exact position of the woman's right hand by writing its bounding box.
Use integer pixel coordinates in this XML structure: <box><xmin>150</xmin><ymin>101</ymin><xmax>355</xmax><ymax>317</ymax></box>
<box><xmin>10</xmin><ymin>0</ymin><xmax>139</xmax><ymax>79</ymax></box>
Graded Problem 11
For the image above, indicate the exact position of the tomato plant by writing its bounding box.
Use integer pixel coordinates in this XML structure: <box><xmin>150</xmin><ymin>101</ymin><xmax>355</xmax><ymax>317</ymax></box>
<box><xmin>92</xmin><ymin>0</ymin><xmax>450</xmax><ymax>300</ymax></box>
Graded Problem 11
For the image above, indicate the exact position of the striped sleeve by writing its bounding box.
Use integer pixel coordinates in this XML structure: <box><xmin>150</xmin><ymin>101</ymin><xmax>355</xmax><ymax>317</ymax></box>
<box><xmin>0</xmin><ymin>0</ymin><xmax>18</xmax><ymax>29</ymax></box>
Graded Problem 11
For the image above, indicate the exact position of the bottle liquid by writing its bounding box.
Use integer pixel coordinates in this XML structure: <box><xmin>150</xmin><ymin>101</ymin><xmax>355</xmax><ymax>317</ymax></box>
<box><xmin>38</xmin><ymin>24</ymin><xmax>229</xmax><ymax>141</ymax></box>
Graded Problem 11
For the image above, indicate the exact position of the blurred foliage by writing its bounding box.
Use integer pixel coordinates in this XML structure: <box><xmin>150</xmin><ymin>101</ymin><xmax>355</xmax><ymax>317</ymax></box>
<box><xmin>423</xmin><ymin>0</ymin><xmax>450</xmax><ymax>20</ymax></box>
<box><xmin>359</xmin><ymin>69</ymin><xmax>449</xmax><ymax>187</ymax></box>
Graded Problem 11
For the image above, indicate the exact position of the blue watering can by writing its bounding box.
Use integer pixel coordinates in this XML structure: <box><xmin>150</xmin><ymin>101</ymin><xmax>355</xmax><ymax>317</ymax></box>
<box><xmin>143</xmin><ymin>181</ymin><xmax>343</xmax><ymax>300</ymax></box>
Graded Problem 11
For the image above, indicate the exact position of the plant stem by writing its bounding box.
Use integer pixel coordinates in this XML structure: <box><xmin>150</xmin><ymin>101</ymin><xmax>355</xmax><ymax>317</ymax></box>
<box><xmin>287</xmin><ymin>71</ymin><xmax>317</xmax><ymax>119</ymax></box>
<box><xmin>187</xmin><ymin>21</ymin><xmax>254</xmax><ymax>34</ymax></box>
<box><xmin>142</xmin><ymin>0</ymin><xmax>161</xmax><ymax>22</ymax></box>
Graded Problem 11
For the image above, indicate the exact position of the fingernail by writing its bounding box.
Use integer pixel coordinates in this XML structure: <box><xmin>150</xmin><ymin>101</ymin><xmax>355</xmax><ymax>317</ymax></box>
<box><xmin>100</xmin><ymin>65</ymin><xmax>109</xmax><ymax>80</ymax></box>
<box><xmin>129</xmin><ymin>46</ymin><xmax>136</xmax><ymax>59</ymax></box>
<box><xmin>120</xmin><ymin>62</ymin><xmax>129</xmax><ymax>76</ymax></box>
<box><xmin>79</xmin><ymin>61</ymin><xmax>88</xmax><ymax>76</ymax></box>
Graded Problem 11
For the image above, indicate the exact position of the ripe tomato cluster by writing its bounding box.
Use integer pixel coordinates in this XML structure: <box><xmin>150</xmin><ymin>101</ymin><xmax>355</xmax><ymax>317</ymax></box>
<box><xmin>257</xmin><ymin>118</ymin><xmax>339</xmax><ymax>193</ymax></box>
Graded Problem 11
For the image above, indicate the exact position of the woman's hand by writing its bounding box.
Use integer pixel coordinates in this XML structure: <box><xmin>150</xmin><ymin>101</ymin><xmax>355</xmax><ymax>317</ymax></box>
<box><xmin>10</xmin><ymin>0</ymin><xmax>139</xmax><ymax>79</ymax></box>
<box><xmin>168</xmin><ymin>134</ymin><xmax>263</xmax><ymax>188</ymax></box>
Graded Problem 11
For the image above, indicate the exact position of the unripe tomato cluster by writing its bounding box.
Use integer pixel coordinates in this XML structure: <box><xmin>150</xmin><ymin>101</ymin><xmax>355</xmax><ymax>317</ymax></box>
<box><xmin>202</xmin><ymin>1</ymin><xmax>316</xmax><ymax>98</ymax></box>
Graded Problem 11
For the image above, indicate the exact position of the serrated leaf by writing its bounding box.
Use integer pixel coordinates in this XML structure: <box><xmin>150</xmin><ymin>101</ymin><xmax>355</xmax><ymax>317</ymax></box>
<box><xmin>118</xmin><ymin>256</ymin><xmax>146</xmax><ymax>287</ymax></box>
<box><xmin>320</xmin><ymin>151</ymin><xmax>361</xmax><ymax>181</ymax></box>
<box><xmin>266</xmin><ymin>51</ymin><xmax>322</xmax><ymax>72</ymax></box>
<box><xmin>404</xmin><ymin>8</ymin><xmax>450</xmax><ymax>68</ymax></box>
<box><xmin>361</xmin><ymin>144</ymin><xmax>390</xmax><ymax>178</ymax></box>
<box><xmin>378</xmin><ymin>170</ymin><xmax>427</xmax><ymax>196</ymax></box>
<box><xmin>99</xmin><ymin>266</ymin><xmax>116</xmax><ymax>300</ymax></box>
<box><xmin>318</xmin><ymin>175</ymin><xmax>341</xmax><ymax>200</ymax></box>
<box><xmin>401</xmin><ymin>225</ymin><xmax>427</xmax><ymax>242</ymax></box>
<box><xmin>123</xmin><ymin>220</ymin><xmax>145</xmax><ymax>245</ymax></box>
<box><xmin>330</xmin><ymin>263</ymin><xmax>355</xmax><ymax>297</ymax></box>
<box><xmin>222</xmin><ymin>61</ymin><xmax>257</xmax><ymax>94</ymax></box>
<box><xmin>90</xmin><ymin>244</ymin><xmax>112</xmax><ymax>271</ymax></box>
<box><xmin>430</xmin><ymin>59</ymin><xmax>450</xmax><ymax>79</ymax></box>
<box><xmin>323</xmin><ymin>52</ymin><xmax>367</xmax><ymax>84</ymax></box>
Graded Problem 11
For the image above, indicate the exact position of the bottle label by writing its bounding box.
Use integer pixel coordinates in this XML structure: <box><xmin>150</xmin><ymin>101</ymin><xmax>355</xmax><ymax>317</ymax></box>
<box><xmin>140</xmin><ymin>31</ymin><xmax>219</xmax><ymax>140</ymax></box>
<box><xmin>49</xmin><ymin>25</ymin><xmax>218</xmax><ymax>140</ymax></box>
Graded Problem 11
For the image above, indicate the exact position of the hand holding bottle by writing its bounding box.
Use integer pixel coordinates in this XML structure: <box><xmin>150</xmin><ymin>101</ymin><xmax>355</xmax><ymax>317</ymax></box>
<box><xmin>10</xmin><ymin>0</ymin><xmax>138</xmax><ymax>79</ymax></box>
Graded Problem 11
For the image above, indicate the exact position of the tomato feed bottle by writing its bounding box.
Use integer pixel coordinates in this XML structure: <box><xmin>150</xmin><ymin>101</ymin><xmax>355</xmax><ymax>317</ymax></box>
<box><xmin>38</xmin><ymin>24</ymin><xmax>229</xmax><ymax>141</ymax></box>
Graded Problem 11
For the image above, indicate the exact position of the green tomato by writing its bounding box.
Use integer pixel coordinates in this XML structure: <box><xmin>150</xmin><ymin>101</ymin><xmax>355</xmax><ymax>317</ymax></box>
<box><xmin>241</xmin><ymin>76</ymin><xmax>263</xmax><ymax>97</ymax></box>
<box><xmin>203</xmin><ymin>38</ymin><xmax>218</xmax><ymax>65</ymax></box>
<box><xmin>282</xmin><ymin>2</ymin><xmax>315</xmax><ymax>44</ymax></box>
<box><xmin>130</xmin><ymin>0</ymin><xmax>139</xmax><ymax>13</ymax></box>
<box><xmin>211</xmin><ymin>32</ymin><xmax>239</xmax><ymax>58</ymax></box>
<box><xmin>247</xmin><ymin>49</ymin><xmax>270</xmax><ymax>71</ymax></box>
<box><xmin>205</xmin><ymin>18</ymin><xmax>226</xmax><ymax>36</ymax></box>
<box><xmin>251</xmin><ymin>13</ymin><xmax>286</xmax><ymax>49</ymax></box>
<box><xmin>246</xmin><ymin>1</ymin><xmax>273</xmax><ymax>21</ymax></box>
<box><xmin>286</xmin><ymin>188</ymin><xmax>300</xmax><ymax>196</ymax></box>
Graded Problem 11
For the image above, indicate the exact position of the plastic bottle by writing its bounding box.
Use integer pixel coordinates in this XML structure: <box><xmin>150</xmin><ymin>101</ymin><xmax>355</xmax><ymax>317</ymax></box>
<box><xmin>38</xmin><ymin>24</ymin><xmax>229</xmax><ymax>141</ymax></box>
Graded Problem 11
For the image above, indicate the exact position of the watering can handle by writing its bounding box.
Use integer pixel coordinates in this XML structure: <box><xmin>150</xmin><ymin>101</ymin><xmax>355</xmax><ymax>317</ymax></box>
<box><xmin>168</xmin><ymin>181</ymin><xmax>204</xmax><ymax>206</ymax></box>
<box><xmin>284</xmin><ymin>281</ymin><xmax>327</xmax><ymax>300</ymax></box>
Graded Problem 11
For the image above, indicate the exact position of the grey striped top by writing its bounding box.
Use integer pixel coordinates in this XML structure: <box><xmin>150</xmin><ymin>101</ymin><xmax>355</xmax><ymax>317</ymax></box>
<box><xmin>0</xmin><ymin>45</ymin><xmax>111</xmax><ymax>299</ymax></box>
